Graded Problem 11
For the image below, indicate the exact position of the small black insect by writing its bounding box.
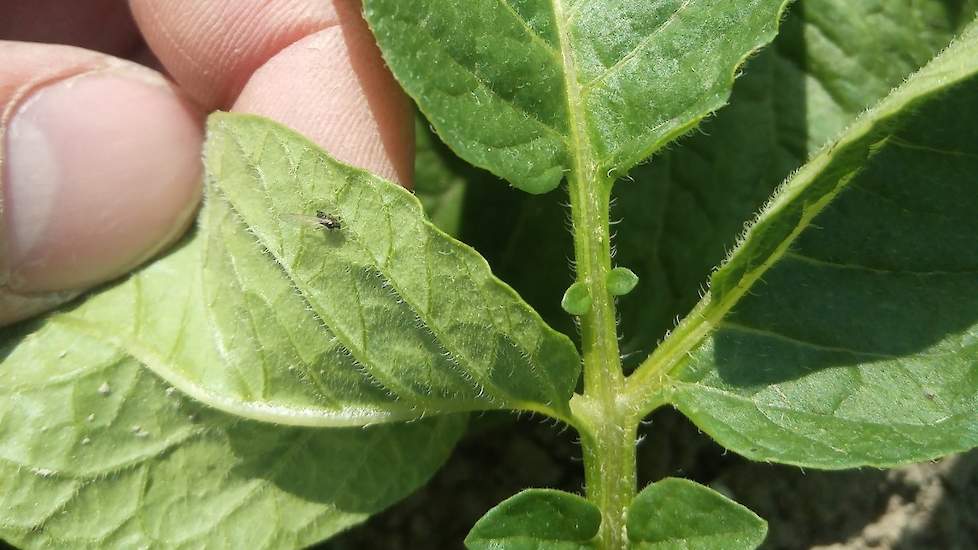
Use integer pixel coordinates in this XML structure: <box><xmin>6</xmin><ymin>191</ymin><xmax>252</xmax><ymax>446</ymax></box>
<box><xmin>285</xmin><ymin>210</ymin><xmax>342</xmax><ymax>231</ymax></box>
<box><xmin>314</xmin><ymin>210</ymin><xmax>342</xmax><ymax>230</ymax></box>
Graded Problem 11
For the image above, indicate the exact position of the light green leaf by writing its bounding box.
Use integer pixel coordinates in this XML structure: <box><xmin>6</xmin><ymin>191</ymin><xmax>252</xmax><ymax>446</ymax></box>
<box><xmin>465</xmin><ymin>489</ymin><xmax>601</xmax><ymax>550</ymax></box>
<box><xmin>607</xmin><ymin>267</ymin><xmax>638</xmax><ymax>297</ymax></box>
<box><xmin>362</xmin><ymin>0</ymin><xmax>791</xmax><ymax>193</ymax></box>
<box><xmin>0</xmin><ymin>235</ymin><xmax>464</xmax><ymax>549</ymax></box>
<box><xmin>562</xmin><ymin>281</ymin><xmax>593</xmax><ymax>316</ymax></box>
<box><xmin>630</xmin><ymin>19</ymin><xmax>978</xmax><ymax>467</ymax></box>
<box><xmin>627</xmin><ymin>478</ymin><xmax>766</xmax><ymax>549</ymax></box>
<box><xmin>196</xmin><ymin>113</ymin><xmax>580</xmax><ymax>425</ymax></box>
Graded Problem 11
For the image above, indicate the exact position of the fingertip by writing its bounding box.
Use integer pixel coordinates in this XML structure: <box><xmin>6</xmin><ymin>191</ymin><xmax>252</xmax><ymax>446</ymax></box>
<box><xmin>232</xmin><ymin>6</ymin><xmax>414</xmax><ymax>187</ymax></box>
<box><xmin>131</xmin><ymin>0</ymin><xmax>414</xmax><ymax>187</ymax></box>
<box><xmin>0</xmin><ymin>288</ymin><xmax>79</xmax><ymax>327</ymax></box>
<box><xmin>2</xmin><ymin>66</ymin><xmax>203</xmax><ymax>293</ymax></box>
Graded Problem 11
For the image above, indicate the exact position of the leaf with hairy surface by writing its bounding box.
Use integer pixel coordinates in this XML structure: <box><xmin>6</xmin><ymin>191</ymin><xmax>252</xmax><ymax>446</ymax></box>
<box><xmin>363</xmin><ymin>0</ymin><xmax>792</xmax><ymax>193</ymax></box>
<box><xmin>465</xmin><ymin>489</ymin><xmax>600</xmax><ymax>550</ymax></box>
<box><xmin>406</xmin><ymin>1</ymin><xmax>978</xmax><ymax>371</ymax></box>
<box><xmin>614</xmin><ymin>0</ymin><xmax>978</xmax><ymax>362</ymax></box>
<box><xmin>629</xmin><ymin>19</ymin><xmax>978</xmax><ymax>468</ymax></box>
<box><xmin>0</xmin><ymin>235</ymin><xmax>464</xmax><ymax>549</ymax></box>
<box><xmin>196</xmin><ymin>113</ymin><xmax>580</xmax><ymax>425</ymax></box>
<box><xmin>627</xmin><ymin>478</ymin><xmax>766</xmax><ymax>550</ymax></box>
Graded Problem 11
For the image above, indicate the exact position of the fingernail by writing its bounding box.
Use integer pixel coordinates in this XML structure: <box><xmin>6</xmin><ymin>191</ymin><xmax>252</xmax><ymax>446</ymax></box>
<box><xmin>2</xmin><ymin>67</ymin><xmax>203</xmax><ymax>293</ymax></box>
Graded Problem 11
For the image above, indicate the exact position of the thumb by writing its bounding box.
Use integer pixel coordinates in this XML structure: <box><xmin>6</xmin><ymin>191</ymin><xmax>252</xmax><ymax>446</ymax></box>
<box><xmin>0</xmin><ymin>42</ymin><xmax>202</xmax><ymax>325</ymax></box>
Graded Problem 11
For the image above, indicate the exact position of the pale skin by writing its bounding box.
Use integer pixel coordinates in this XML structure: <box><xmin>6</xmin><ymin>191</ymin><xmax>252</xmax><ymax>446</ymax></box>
<box><xmin>0</xmin><ymin>0</ymin><xmax>413</xmax><ymax>325</ymax></box>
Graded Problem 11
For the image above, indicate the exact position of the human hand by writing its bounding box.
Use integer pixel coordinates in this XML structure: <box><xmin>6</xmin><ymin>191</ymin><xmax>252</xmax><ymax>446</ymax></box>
<box><xmin>0</xmin><ymin>0</ymin><xmax>412</xmax><ymax>326</ymax></box>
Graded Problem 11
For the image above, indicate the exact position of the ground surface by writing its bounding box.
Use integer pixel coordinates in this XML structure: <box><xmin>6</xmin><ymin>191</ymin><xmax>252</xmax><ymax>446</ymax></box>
<box><xmin>326</xmin><ymin>409</ymin><xmax>978</xmax><ymax>550</ymax></box>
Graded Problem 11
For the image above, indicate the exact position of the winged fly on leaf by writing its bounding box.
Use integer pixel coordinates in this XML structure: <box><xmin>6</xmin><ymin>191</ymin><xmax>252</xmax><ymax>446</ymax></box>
<box><xmin>284</xmin><ymin>210</ymin><xmax>342</xmax><ymax>231</ymax></box>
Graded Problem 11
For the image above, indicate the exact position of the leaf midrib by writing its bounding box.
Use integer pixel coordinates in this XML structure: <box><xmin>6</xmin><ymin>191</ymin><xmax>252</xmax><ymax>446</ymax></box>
<box><xmin>57</xmin><ymin>309</ymin><xmax>423</xmax><ymax>427</ymax></box>
<box><xmin>551</xmin><ymin>0</ymin><xmax>596</xmax><ymax>180</ymax></box>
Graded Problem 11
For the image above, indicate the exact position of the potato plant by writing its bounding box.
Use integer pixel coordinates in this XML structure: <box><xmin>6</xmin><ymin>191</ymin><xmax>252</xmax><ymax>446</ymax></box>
<box><xmin>3</xmin><ymin>1</ymin><xmax>978</xmax><ymax>549</ymax></box>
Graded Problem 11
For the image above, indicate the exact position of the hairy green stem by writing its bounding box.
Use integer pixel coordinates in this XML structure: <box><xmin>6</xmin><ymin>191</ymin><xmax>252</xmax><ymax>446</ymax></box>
<box><xmin>573</xmin><ymin>392</ymin><xmax>638</xmax><ymax>550</ymax></box>
<box><xmin>569</xmin><ymin>177</ymin><xmax>623</xmax><ymax>397</ymax></box>
<box><xmin>552</xmin><ymin>1</ymin><xmax>636</xmax><ymax>544</ymax></box>
<box><xmin>567</xmin><ymin>172</ymin><xmax>635</xmax><ymax>549</ymax></box>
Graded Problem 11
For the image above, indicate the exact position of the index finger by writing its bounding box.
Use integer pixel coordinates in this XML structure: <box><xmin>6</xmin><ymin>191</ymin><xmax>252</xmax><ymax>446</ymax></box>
<box><xmin>129</xmin><ymin>0</ymin><xmax>413</xmax><ymax>185</ymax></box>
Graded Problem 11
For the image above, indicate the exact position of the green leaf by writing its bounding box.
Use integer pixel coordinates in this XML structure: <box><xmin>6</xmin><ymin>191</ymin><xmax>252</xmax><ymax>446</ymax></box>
<box><xmin>414</xmin><ymin>114</ymin><xmax>469</xmax><ymax>236</ymax></box>
<box><xmin>607</xmin><ymin>267</ymin><xmax>639</xmax><ymax>297</ymax></box>
<box><xmin>614</xmin><ymin>0</ymin><xmax>978</xmax><ymax>361</ymax></box>
<box><xmin>363</xmin><ymin>0</ymin><xmax>791</xmax><ymax>193</ymax></box>
<box><xmin>465</xmin><ymin>489</ymin><xmax>601</xmax><ymax>550</ymax></box>
<box><xmin>403</xmin><ymin>1</ymin><xmax>978</xmax><ymax>372</ymax></box>
<box><xmin>630</xmin><ymin>19</ymin><xmax>978</xmax><ymax>467</ymax></box>
<box><xmin>463</xmin><ymin>483</ymin><xmax>767</xmax><ymax>550</ymax></box>
<box><xmin>412</xmin><ymin>115</ymin><xmax>583</xmax><ymax>344</ymax></box>
<box><xmin>784</xmin><ymin>0</ymin><xmax>978</xmax><ymax>144</ymax></box>
<box><xmin>627</xmin><ymin>478</ymin><xmax>766</xmax><ymax>549</ymax></box>
<box><xmin>562</xmin><ymin>281</ymin><xmax>593</xmax><ymax>316</ymax></box>
<box><xmin>459</xmin><ymin>178</ymin><xmax>578</xmax><ymax>342</ymax></box>
<box><xmin>196</xmin><ymin>112</ymin><xmax>580</xmax><ymax>425</ymax></box>
<box><xmin>0</xmin><ymin>235</ymin><xmax>465</xmax><ymax>549</ymax></box>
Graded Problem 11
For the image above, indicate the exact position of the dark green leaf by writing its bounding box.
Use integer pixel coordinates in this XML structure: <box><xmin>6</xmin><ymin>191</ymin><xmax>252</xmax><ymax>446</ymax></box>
<box><xmin>363</xmin><ymin>0</ymin><xmax>791</xmax><ymax>193</ymax></box>
<box><xmin>424</xmin><ymin>1</ymin><xmax>978</xmax><ymax>371</ymax></box>
<box><xmin>631</xmin><ymin>19</ymin><xmax>978</xmax><ymax>468</ymax></box>
<box><xmin>465</xmin><ymin>489</ymin><xmax>601</xmax><ymax>550</ymax></box>
<box><xmin>627</xmin><ymin>478</ymin><xmax>766</xmax><ymax>549</ymax></box>
<box><xmin>414</xmin><ymin>115</ymin><xmax>469</xmax><ymax>236</ymax></box>
<box><xmin>615</xmin><ymin>0</ymin><xmax>978</xmax><ymax>362</ymax></box>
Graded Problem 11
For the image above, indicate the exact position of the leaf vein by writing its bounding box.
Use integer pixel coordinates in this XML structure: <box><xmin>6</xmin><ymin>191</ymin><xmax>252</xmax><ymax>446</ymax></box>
<box><xmin>718</xmin><ymin>319</ymin><xmax>902</xmax><ymax>359</ymax></box>
<box><xmin>581</xmin><ymin>0</ymin><xmax>693</xmax><ymax>94</ymax></box>
<box><xmin>496</xmin><ymin>0</ymin><xmax>559</xmax><ymax>56</ymax></box>
<box><xmin>783</xmin><ymin>250</ymin><xmax>978</xmax><ymax>276</ymax></box>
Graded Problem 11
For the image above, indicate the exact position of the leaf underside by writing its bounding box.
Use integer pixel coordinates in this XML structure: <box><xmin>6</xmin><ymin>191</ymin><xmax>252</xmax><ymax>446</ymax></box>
<box><xmin>1</xmin><ymin>106</ymin><xmax>582</xmax><ymax>549</ymax></box>
<box><xmin>200</xmin><ymin>113</ymin><xmax>580</xmax><ymax>424</ymax></box>
<box><xmin>0</xmin><ymin>236</ymin><xmax>465</xmax><ymax>549</ymax></box>
<box><xmin>0</xmin><ymin>115</ymin><xmax>581</xmax><ymax>435</ymax></box>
